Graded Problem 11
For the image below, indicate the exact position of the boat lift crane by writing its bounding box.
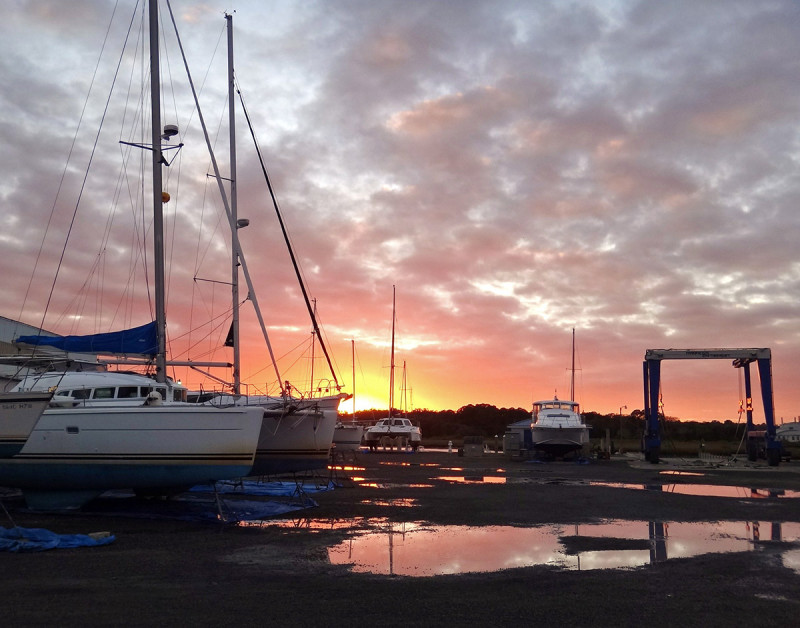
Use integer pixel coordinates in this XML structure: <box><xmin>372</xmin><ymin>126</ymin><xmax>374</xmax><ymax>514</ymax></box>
<box><xmin>642</xmin><ymin>348</ymin><xmax>780</xmax><ymax>465</ymax></box>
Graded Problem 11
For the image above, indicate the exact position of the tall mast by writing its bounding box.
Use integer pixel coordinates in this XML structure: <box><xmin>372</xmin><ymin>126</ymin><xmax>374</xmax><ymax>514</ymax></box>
<box><xmin>226</xmin><ymin>12</ymin><xmax>240</xmax><ymax>396</ymax></box>
<box><xmin>351</xmin><ymin>339</ymin><xmax>356</xmax><ymax>417</ymax></box>
<box><xmin>310</xmin><ymin>299</ymin><xmax>317</xmax><ymax>393</ymax></box>
<box><xmin>570</xmin><ymin>327</ymin><xmax>575</xmax><ymax>402</ymax></box>
<box><xmin>165</xmin><ymin>3</ymin><xmax>284</xmax><ymax>390</ymax></box>
<box><xmin>149</xmin><ymin>0</ymin><xmax>167</xmax><ymax>383</ymax></box>
<box><xmin>389</xmin><ymin>285</ymin><xmax>395</xmax><ymax>417</ymax></box>
<box><xmin>401</xmin><ymin>360</ymin><xmax>407</xmax><ymax>417</ymax></box>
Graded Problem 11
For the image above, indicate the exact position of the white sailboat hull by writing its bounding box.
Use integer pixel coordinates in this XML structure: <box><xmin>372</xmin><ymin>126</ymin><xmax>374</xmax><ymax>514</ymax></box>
<box><xmin>333</xmin><ymin>423</ymin><xmax>364</xmax><ymax>451</ymax></box>
<box><xmin>207</xmin><ymin>393</ymin><xmax>346</xmax><ymax>474</ymax></box>
<box><xmin>0</xmin><ymin>391</ymin><xmax>54</xmax><ymax>457</ymax></box>
<box><xmin>0</xmin><ymin>405</ymin><xmax>263</xmax><ymax>509</ymax></box>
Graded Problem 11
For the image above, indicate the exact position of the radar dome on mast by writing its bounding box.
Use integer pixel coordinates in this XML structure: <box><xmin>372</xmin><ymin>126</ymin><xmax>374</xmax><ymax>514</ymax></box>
<box><xmin>161</xmin><ymin>124</ymin><xmax>178</xmax><ymax>140</ymax></box>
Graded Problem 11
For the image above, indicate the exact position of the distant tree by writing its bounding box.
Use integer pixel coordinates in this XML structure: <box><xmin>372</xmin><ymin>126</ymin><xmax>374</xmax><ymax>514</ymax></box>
<box><xmin>351</xmin><ymin>405</ymin><xmax>749</xmax><ymax>444</ymax></box>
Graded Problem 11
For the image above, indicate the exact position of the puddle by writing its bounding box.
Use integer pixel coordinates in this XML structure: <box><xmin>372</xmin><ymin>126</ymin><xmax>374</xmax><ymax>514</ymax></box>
<box><xmin>353</xmin><ymin>482</ymin><xmax>435</xmax><ymax>489</ymax></box>
<box><xmin>319</xmin><ymin>519</ymin><xmax>800</xmax><ymax>576</ymax></box>
<box><xmin>435</xmin><ymin>476</ymin><xmax>507</xmax><ymax>484</ymax></box>
<box><xmin>440</xmin><ymin>467</ymin><xmax>507</xmax><ymax>473</ymax></box>
<box><xmin>242</xmin><ymin>516</ymin><xmax>388</xmax><ymax>531</ymax></box>
<box><xmin>588</xmin><ymin>482</ymin><xmax>800</xmax><ymax>499</ymax></box>
<box><xmin>359</xmin><ymin>498</ymin><xmax>419</xmax><ymax>508</ymax></box>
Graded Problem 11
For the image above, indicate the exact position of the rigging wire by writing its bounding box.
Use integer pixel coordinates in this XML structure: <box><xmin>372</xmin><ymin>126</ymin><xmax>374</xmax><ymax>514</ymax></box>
<box><xmin>235</xmin><ymin>83</ymin><xmax>342</xmax><ymax>391</ymax></box>
<box><xmin>17</xmin><ymin>1</ymin><xmax>127</xmax><ymax>341</ymax></box>
<box><xmin>165</xmin><ymin>0</ymin><xmax>284</xmax><ymax>391</ymax></box>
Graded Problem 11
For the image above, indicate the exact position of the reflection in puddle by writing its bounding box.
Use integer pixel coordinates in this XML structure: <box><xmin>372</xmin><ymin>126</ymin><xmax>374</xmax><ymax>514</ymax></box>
<box><xmin>359</xmin><ymin>498</ymin><xmax>419</xmax><ymax>507</ymax></box>
<box><xmin>240</xmin><ymin>517</ymin><xmax>383</xmax><ymax>531</ymax></box>
<box><xmin>354</xmin><ymin>482</ymin><xmax>435</xmax><ymax>489</ymax></box>
<box><xmin>321</xmin><ymin>519</ymin><xmax>800</xmax><ymax>576</ymax></box>
<box><xmin>589</xmin><ymin>482</ymin><xmax>800</xmax><ymax>499</ymax></box>
<box><xmin>435</xmin><ymin>476</ymin><xmax>507</xmax><ymax>484</ymax></box>
<box><xmin>440</xmin><ymin>468</ymin><xmax>507</xmax><ymax>473</ymax></box>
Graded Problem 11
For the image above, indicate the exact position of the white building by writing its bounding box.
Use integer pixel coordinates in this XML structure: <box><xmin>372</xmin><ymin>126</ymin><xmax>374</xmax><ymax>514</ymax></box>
<box><xmin>776</xmin><ymin>421</ymin><xmax>800</xmax><ymax>444</ymax></box>
<box><xmin>0</xmin><ymin>315</ymin><xmax>97</xmax><ymax>391</ymax></box>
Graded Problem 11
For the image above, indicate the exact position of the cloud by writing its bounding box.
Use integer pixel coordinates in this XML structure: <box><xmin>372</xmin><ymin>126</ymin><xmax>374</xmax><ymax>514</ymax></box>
<box><xmin>1</xmin><ymin>0</ymin><xmax>799</xmax><ymax>421</ymax></box>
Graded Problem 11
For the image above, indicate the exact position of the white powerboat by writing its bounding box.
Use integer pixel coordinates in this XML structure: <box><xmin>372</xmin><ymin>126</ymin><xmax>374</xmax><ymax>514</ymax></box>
<box><xmin>530</xmin><ymin>396</ymin><xmax>589</xmax><ymax>458</ymax></box>
<box><xmin>364</xmin><ymin>417</ymin><xmax>421</xmax><ymax>451</ymax></box>
<box><xmin>529</xmin><ymin>329</ymin><xmax>589</xmax><ymax>458</ymax></box>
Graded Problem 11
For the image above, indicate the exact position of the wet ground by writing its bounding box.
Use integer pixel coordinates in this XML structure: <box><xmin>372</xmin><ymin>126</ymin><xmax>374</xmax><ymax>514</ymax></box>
<box><xmin>2</xmin><ymin>450</ymin><xmax>800</xmax><ymax>626</ymax></box>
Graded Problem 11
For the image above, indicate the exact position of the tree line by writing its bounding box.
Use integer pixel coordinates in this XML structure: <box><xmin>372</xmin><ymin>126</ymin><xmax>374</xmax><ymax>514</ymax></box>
<box><xmin>348</xmin><ymin>404</ymin><xmax>756</xmax><ymax>442</ymax></box>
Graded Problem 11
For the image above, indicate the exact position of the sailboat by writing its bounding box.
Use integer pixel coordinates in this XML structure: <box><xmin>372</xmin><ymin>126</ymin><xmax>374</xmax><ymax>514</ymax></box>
<box><xmin>188</xmin><ymin>13</ymin><xmax>347</xmax><ymax>476</ymax></box>
<box><xmin>333</xmin><ymin>340</ymin><xmax>365</xmax><ymax>452</ymax></box>
<box><xmin>363</xmin><ymin>287</ymin><xmax>421</xmax><ymax>452</ymax></box>
<box><xmin>2</xmin><ymin>0</ymin><xmax>264</xmax><ymax>510</ymax></box>
<box><xmin>530</xmin><ymin>328</ymin><xmax>590</xmax><ymax>458</ymax></box>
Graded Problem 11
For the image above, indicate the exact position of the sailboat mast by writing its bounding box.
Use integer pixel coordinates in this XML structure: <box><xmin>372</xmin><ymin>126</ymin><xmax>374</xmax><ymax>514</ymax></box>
<box><xmin>389</xmin><ymin>285</ymin><xmax>395</xmax><ymax>417</ymax></box>
<box><xmin>226</xmin><ymin>13</ymin><xmax>241</xmax><ymax>396</ymax></box>
<box><xmin>165</xmin><ymin>4</ymin><xmax>284</xmax><ymax>390</ymax></box>
<box><xmin>570</xmin><ymin>327</ymin><xmax>575</xmax><ymax>402</ymax></box>
<box><xmin>310</xmin><ymin>299</ymin><xmax>317</xmax><ymax>394</ymax></box>
<box><xmin>402</xmin><ymin>360</ymin><xmax>407</xmax><ymax>417</ymax></box>
<box><xmin>149</xmin><ymin>0</ymin><xmax>167</xmax><ymax>384</ymax></box>
<box><xmin>351</xmin><ymin>339</ymin><xmax>356</xmax><ymax>416</ymax></box>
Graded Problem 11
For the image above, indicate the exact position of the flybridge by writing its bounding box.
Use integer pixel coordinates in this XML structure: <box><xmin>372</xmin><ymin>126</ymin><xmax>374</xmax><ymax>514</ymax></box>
<box><xmin>642</xmin><ymin>347</ymin><xmax>779</xmax><ymax>465</ymax></box>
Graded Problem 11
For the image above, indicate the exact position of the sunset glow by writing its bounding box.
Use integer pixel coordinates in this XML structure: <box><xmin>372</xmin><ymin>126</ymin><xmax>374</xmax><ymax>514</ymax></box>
<box><xmin>2</xmin><ymin>1</ymin><xmax>799</xmax><ymax>422</ymax></box>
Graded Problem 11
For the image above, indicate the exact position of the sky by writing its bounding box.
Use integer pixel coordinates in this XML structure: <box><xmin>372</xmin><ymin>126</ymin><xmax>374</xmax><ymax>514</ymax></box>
<box><xmin>1</xmin><ymin>0</ymin><xmax>799</xmax><ymax>422</ymax></box>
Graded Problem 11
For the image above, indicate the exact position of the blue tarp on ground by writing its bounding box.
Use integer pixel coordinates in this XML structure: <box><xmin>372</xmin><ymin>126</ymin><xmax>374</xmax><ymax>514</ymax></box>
<box><xmin>212</xmin><ymin>499</ymin><xmax>310</xmax><ymax>521</ymax></box>
<box><xmin>80</xmin><ymin>495</ymin><xmax>311</xmax><ymax>523</ymax></box>
<box><xmin>77</xmin><ymin>481</ymin><xmax>333</xmax><ymax>522</ymax></box>
<box><xmin>0</xmin><ymin>526</ymin><xmax>115</xmax><ymax>552</ymax></box>
<box><xmin>191</xmin><ymin>479</ymin><xmax>337</xmax><ymax>497</ymax></box>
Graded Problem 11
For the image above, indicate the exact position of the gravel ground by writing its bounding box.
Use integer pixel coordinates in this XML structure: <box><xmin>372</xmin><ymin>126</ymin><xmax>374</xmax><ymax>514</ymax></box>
<box><xmin>1</xmin><ymin>450</ymin><xmax>800</xmax><ymax>627</ymax></box>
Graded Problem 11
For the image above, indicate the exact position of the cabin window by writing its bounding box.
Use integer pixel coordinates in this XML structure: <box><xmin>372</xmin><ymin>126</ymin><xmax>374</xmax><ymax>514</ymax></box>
<box><xmin>142</xmin><ymin>386</ymin><xmax>167</xmax><ymax>399</ymax></box>
<box><xmin>117</xmin><ymin>386</ymin><xmax>140</xmax><ymax>398</ymax></box>
<box><xmin>92</xmin><ymin>387</ymin><xmax>115</xmax><ymax>399</ymax></box>
<box><xmin>70</xmin><ymin>389</ymin><xmax>91</xmax><ymax>400</ymax></box>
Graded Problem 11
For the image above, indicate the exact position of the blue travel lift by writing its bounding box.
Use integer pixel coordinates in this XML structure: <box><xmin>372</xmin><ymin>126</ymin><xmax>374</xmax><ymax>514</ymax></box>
<box><xmin>642</xmin><ymin>348</ymin><xmax>781</xmax><ymax>465</ymax></box>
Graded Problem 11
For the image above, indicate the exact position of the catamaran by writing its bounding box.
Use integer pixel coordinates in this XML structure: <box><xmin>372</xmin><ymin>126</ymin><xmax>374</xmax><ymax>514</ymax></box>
<box><xmin>2</xmin><ymin>0</ymin><xmax>265</xmax><ymax>510</ymax></box>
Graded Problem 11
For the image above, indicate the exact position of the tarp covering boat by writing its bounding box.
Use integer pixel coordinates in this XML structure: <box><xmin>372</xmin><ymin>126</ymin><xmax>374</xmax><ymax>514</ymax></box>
<box><xmin>0</xmin><ymin>526</ymin><xmax>115</xmax><ymax>552</ymax></box>
<box><xmin>16</xmin><ymin>321</ymin><xmax>157</xmax><ymax>356</ymax></box>
<box><xmin>191</xmin><ymin>479</ymin><xmax>337</xmax><ymax>497</ymax></box>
